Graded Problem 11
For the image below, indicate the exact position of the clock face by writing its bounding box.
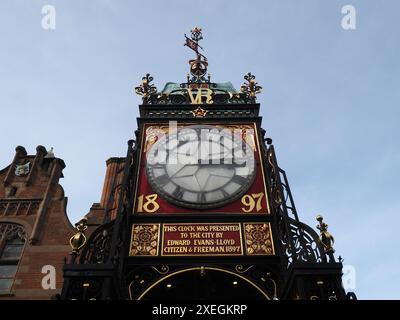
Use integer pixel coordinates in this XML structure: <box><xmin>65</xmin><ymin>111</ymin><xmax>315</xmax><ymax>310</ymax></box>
<box><xmin>146</xmin><ymin>125</ymin><xmax>256</xmax><ymax>209</ymax></box>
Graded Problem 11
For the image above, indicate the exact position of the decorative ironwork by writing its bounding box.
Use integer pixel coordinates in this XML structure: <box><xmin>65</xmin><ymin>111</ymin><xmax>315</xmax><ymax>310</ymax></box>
<box><xmin>240</xmin><ymin>72</ymin><xmax>262</xmax><ymax>102</ymax></box>
<box><xmin>127</xmin><ymin>265</ymin><xmax>163</xmax><ymax>299</ymax></box>
<box><xmin>69</xmin><ymin>217</ymin><xmax>88</xmax><ymax>256</ymax></box>
<box><xmin>329</xmin><ymin>291</ymin><xmax>338</xmax><ymax>300</ymax></box>
<box><xmin>64</xmin><ymin>278</ymin><xmax>104</xmax><ymax>300</ymax></box>
<box><xmin>141</xmin><ymin>106</ymin><xmax>257</xmax><ymax>118</ymax></box>
<box><xmin>284</xmin><ymin>218</ymin><xmax>326</xmax><ymax>265</ymax></box>
<box><xmin>135</xmin><ymin>73</ymin><xmax>158</xmax><ymax>104</ymax></box>
<box><xmin>151</xmin><ymin>265</ymin><xmax>170</xmax><ymax>275</ymax></box>
<box><xmin>234</xmin><ymin>265</ymin><xmax>279</xmax><ymax>300</ymax></box>
<box><xmin>235</xmin><ymin>264</ymin><xmax>254</xmax><ymax>274</ymax></box>
<box><xmin>265</xmin><ymin>144</ymin><xmax>326</xmax><ymax>267</ymax></box>
<box><xmin>79</xmin><ymin>222</ymin><xmax>114</xmax><ymax>264</ymax></box>
<box><xmin>263</xmin><ymin>273</ymin><xmax>278</xmax><ymax>300</ymax></box>
<box><xmin>127</xmin><ymin>265</ymin><xmax>278</xmax><ymax>300</ymax></box>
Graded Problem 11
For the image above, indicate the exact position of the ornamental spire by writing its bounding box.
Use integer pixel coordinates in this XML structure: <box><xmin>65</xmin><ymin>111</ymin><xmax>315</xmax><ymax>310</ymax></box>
<box><xmin>184</xmin><ymin>27</ymin><xmax>209</xmax><ymax>83</ymax></box>
<box><xmin>134</xmin><ymin>28</ymin><xmax>263</xmax><ymax>105</ymax></box>
<box><xmin>240</xmin><ymin>72</ymin><xmax>262</xmax><ymax>102</ymax></box>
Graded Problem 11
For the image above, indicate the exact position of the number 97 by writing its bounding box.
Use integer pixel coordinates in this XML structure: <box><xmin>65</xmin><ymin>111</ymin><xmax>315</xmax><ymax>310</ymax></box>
<box><xmin>241</xmin><ymin>193</ymin><xmax>264</xmax><ymax>213</ymax></box>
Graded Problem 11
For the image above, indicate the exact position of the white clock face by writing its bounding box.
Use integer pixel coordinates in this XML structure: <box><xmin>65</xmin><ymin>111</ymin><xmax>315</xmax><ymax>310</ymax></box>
<box><xmin>146</xmin><ymin>125</ymin><xmax>256</xmax><ymax>209</ymax></box>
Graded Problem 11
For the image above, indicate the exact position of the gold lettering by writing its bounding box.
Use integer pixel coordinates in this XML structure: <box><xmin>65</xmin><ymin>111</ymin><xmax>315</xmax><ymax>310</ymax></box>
<box><xmin>187</xmin><ymin>88</ymin><xmax>214</xmax><ymax>105</ymax></box>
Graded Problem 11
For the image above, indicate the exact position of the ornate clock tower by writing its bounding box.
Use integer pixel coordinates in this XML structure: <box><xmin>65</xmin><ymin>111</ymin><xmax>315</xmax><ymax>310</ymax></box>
<box><xmin>60</xmin><ymin>28</ymin><xmax>355</xmax><ymax>300</ymax></box>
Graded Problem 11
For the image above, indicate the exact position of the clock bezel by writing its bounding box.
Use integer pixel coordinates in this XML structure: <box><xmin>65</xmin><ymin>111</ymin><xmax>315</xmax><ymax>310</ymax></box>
<box><xmin>145</xmin><ymin>125</ymin><xmax>257</xmax><ymax>210</ymax></box>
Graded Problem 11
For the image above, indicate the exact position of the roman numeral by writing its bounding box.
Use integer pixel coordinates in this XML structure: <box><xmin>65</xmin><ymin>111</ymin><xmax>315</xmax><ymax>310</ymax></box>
<box><xmin>220</xmin><ymin>189</ymin><xmax>230</xmax><ymax>198</ymax></box>
<box><xmin>154</xmin><ymin>174</ymin><xmax>170</xmax><ymax>186</ymax></box>
<box><xmin>151</xmin><ymin>164</ymin><xmax>165</xmax><ymax>170</ymax></box>
<box><xmin>197</xmin><ymin>192</ymin><xmax>206</xmax><ymax>203</ymax></box>
<box><xmin>173</xmin><ymin>186</ymin><xmax>184</xmax><ymax>199</ymax></box>
<box><xmin>231</xmin><ymin>175</ymin><xmax>248</xmax><ymax>185</ymax></box>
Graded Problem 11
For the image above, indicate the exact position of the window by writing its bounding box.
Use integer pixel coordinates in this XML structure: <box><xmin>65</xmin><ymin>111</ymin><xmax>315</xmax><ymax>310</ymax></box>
<box><xmin>0</xmin><ymin>223</ymin><xmax>26</xmax><ymax>293</ymax></box>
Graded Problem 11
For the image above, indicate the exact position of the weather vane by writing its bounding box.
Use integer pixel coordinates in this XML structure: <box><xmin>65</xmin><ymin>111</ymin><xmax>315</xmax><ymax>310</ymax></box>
<box><xmin>184</xmin><ymin>27</ymin><xmax>209</xmax><ymax>83</ymax></box>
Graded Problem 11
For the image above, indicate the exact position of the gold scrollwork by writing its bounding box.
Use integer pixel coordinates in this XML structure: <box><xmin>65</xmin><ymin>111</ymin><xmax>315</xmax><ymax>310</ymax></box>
<box><xmin>244</xmin><ymin>223</ymin><xmax>274</xmax><ymax>255</ymax></box>
<box><xmin>234</xmin><ymin>265</ymin><xmax>254</xmax><ymax>274</ymax></box>
<box><xmin>262</xmin><ymin>273</ymin><xmax>278</xmax><ymax>300</ymax></box>
<box><xmin>144</xmin><ymin>126</ymin><xmax>169</xmax><ymax>152</ymax></box>
<box><xmin>130</xmin><ymin>224</ymin><xmax>160</xmax><ymax>256</ymax></box>
<box><xmin>131</xmin><ymin>266</ymin><xmax>272</xmax><ymax>300</ymax></box>
<box><xmin>151</xmin><ymin>265</ymin><xmax>170</xmax><ymax>275</ymax></box>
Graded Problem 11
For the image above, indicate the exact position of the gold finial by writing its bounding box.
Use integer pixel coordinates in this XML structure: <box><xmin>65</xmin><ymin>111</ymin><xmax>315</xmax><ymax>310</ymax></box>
<box><xmin>316</xmin><ymin>215</ymin><xmax>335</xmax><ymax>254</ymax></box>
<box><xmin>69</xmin><ymin>217</ymin><xmax>88</xmax><ymax>256</ymax></box>
<box><xmin>134</xmin><ymin>73</ymin><xmax>158</xmax><ymax>104</ymax></box>
<box><xmin>240</xmin><ymin>72</ymin><xmax>262</xmax><ymax>101</ymax></box>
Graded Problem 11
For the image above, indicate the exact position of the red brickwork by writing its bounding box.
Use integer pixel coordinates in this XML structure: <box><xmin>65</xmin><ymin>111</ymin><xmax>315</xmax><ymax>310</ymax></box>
<box><xmin>0</xmin><ymin>146</ymin><xmax>74</xmax><ymax>299</ymax></box>
<box><xmin>0</xmin><ymin>146</ymin><xmax>125</xmax><ymax>299</ymax></box>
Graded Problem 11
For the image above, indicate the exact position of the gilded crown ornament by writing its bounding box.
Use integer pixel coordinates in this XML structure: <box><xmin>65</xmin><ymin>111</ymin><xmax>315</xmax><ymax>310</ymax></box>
<box><xmin>240</xmin><ymin>72</ymin><xmax>262</xmax><ymax>102</ymax></box>
<box><xmin>69</xmin><ymin>217</ymin><xmax>88</xmax><ymax>256</ymax></box>
<box><xmin>135</xmin><ymin>73</ymin><xmax>158</xmax><ymax>104</ymax></box>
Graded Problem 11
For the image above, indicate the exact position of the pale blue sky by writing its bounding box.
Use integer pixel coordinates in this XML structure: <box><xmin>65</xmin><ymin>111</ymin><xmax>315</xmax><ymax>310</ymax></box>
<box><xmin>1</xmin><ymin>1</ymin><xmax>399</xmax><ymax>299</ymax></box>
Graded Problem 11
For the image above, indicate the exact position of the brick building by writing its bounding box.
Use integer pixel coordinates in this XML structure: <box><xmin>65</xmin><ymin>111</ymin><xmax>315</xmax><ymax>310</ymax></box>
<box><xmin>0</xmin><ymin>146</ymin><xmax>122</xmax><ymax>299</ymax></box>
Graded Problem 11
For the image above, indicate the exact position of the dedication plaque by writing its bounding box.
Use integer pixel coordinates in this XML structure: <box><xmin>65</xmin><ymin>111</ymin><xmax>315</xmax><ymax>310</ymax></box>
<box><xmin>129</xmin><ymin>222</ymin><xmax>274</xmax><ymax>257</ymax></box>
<box><xmin>161</xmin><ymin>223</ymin><xmax>243</xmax><ymax>256</ymax></box>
